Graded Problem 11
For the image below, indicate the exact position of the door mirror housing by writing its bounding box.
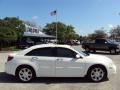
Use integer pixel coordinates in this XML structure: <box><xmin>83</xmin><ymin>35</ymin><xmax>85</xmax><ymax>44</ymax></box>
<box><xmin>75</xmin><ymin>54</ymin><xmax>81</xmax><ymax>59</ymax></box>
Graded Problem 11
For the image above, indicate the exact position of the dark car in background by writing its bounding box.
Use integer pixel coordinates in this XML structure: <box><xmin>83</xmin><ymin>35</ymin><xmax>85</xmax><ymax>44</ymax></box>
<box><xmin>82</xmin><ymin>38</ymin><xmax>120</xmax><ymax>54</ymax></box>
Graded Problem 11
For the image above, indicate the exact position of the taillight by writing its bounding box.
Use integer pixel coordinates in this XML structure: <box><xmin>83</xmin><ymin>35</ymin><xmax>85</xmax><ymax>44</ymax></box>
<box><xmin>7</xmin><ymin>56</ymin><xmax>14</xmax><ymax>62</ymax></box>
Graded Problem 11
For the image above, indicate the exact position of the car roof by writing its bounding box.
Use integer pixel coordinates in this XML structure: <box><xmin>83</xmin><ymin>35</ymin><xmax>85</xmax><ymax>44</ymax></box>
<box><xmin>29</xmin><ymin>44</ymin><xmax>71</xmax><ymax>49</ymax></box>
<box><xmin>18</xmin><ymin>44</ymin><xmax>72</xmax><ymax>55</ymax></box>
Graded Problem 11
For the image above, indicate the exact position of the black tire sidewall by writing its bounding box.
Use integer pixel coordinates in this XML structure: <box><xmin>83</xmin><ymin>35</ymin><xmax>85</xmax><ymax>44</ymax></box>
<box><xmin>16</xmin><ymin>66</ymin><xmax>35</xmax><ymax>82</ymax></box>
<box><xmin>87</xmin><ymin>66</ymin><xmax>107</xmax><ymax>82</ymax></box>
<box><xmin>110</xmin><ymin>48</ymin><xmax>116</xmax><ymax>54</ymax></box>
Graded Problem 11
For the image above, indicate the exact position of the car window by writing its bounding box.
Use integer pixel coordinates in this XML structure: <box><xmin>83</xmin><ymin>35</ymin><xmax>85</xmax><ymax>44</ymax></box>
<box><xmin>25</xmin><ymin>47</ymin><xmax>54</xmax><ymax>56</ymax></box>
<box><xmin>56</xmin><ymin>47</ymin><xmax>76</xmax><ymax>58</ymax></box>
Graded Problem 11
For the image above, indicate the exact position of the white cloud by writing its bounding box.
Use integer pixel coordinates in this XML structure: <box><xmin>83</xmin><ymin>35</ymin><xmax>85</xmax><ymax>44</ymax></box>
<box><xmin>32</xmin><ymin>16</ymin><xmax>38</xmax><ymax>20</ymax></box>
<box><xmin>108</xmin><ymin>24</ymin><xmax>114</xmax><ymax>28</ymax></box>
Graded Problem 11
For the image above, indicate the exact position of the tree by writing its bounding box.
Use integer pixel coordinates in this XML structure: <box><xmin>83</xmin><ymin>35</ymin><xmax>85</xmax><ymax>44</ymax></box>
<box><xmin>110</xmin><ymin>25</ymin><xmax>120</xmax><ymax>39</ymax></box>
<box><xmin>0</xmin><ymin>17</ymin><xmax>25</xmax><ymax>49</ymax></box>
<box><xmin>64</xmin><ymin>25</ymin><xmax>76</xmax><ymax>41</ymax></box>
<box><xmin>3</xmin><ymin>17</ymin><xmax>25</xmax><ymax>41</ymax></box>
<box><xmin>0</xmin><ymin>27</ymin><xmax>17</xmax><ymax>41</ymax></box>
<box><xmin>79</xmin><ymin>36</ymin><xmax>88</xmax><ymax>43</ymax></box>
<box><xmin>74</xmin><ymin>34</ymin><xmax>80</xmax><ymax>40</ymax></box>
<box><xmin>88</xmin><ymin>29</ymin><xmax>107</xmax><ymax>40</ymax></box>
<box><xmin>43</xmin><ymin>22</ymin><xmax>78</xmax><ymax>42</ymax></box>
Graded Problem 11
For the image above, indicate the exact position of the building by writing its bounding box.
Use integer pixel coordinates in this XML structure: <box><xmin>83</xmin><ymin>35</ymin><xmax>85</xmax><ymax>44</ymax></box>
<box><xmin>18</xmin><ymin>24</ymin><xmax>55</xmax><ymax>49</ymax></box>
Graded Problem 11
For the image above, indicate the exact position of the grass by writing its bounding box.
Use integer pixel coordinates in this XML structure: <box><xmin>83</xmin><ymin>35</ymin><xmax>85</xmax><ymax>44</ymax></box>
<box><xmin>0</xmin><ymin>46</ymin><xmax>21</xmax><ymax>51</ymax></box>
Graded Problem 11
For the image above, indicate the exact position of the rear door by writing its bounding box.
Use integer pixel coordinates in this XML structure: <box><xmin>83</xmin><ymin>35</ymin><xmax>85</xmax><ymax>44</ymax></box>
<box><xmin>25</xmin><ymin>47</ymin><xmax>56</xmax><ymax>77</ymax></box>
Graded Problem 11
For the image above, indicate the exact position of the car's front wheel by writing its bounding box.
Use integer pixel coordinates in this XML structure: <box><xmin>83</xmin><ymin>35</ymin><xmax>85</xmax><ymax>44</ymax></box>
<box><xmin>16</xmin><ymin>66</ymin><xmax>35</xmax><ymax>82</ymax></box>
<box><xmin>87</xmin><ymin>66</ymin><xmax>107</xmax><ymax>82</ymax></box>
<box><xmin>85</xmin><ymin>47</ymin><xmax>90</xmax><ymax>52</ymax></box>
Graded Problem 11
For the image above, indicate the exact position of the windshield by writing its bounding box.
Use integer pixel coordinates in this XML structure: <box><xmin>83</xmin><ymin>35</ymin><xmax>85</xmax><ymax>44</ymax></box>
<box><xmin>74</xmin><ymin>48</ymin><xmax>89</xmax><ymax>56</ymax></box>
<box><xmin>107</xmin><ymin>40</ymin><xmax>114</xmax><ymax>43</ymax></box>
<box><xmin>78</xmin><ymin>51</ymin><xmax>90</xmax><ymax>56</ymax></box>
<box><xmin>107</xmin><ymin>39</ymin><xmax>118</xmax><ymax>44</ymax></box>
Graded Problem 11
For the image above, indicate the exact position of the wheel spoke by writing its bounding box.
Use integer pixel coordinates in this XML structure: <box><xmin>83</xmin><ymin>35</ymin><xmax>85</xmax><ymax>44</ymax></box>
<box><xmin>91</xmin><ymin>67</ymin><xmax>105</xmax><ymax>82</ymax></box>
<box><xmin>19</xmin><ymin>68</ymin><xmax>33</xmax><ymax>82</ymax></box>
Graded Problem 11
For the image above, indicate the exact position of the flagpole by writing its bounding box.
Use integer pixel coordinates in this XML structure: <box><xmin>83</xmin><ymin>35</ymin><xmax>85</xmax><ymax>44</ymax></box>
<box><xmin>55</xmin><ymin>10</ymin><xmax>57</xmax><ymax>44</ymax></box>
<box><xmin>50</xmin><ymin>10</ymin><xmax>57</xmax><ymax>44</ymax></box>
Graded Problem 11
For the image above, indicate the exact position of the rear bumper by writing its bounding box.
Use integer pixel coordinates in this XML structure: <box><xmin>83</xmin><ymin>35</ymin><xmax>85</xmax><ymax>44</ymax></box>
<box><xmin>5</xmin><ymin>62</ymin><xmax>16</xmax><ymax>76</ymax></box>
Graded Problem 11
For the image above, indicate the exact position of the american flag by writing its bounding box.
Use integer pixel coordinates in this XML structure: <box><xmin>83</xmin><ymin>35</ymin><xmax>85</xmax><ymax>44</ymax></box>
<box><xmin>50</xmin><ymin>10</ymin><xmax>57</xmax><ymax>16</ymax></box>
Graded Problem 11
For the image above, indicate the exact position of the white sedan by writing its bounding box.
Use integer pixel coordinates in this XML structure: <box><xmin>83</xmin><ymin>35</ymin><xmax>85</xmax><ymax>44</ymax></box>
<box><xmin>5</xmin><ymin>44</ymin><xmax>116</xmax><ymax>82</ymax></box>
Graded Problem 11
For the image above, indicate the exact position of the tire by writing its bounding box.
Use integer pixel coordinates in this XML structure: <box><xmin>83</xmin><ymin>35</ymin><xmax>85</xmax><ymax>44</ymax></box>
<box><xmin>92</xmin><ymin>49</ymin><xmax>96</xmax><ymax>53</ymax></box>
<box><xmin>87</xmin><ymin>66</ymin><xmax>107</xmax><ymax>82</ymax></box>
<box><xmin>85</xmin><ymin>47</ymin><xmax>90</xmax><ymax>52</ymax></box>
<box><xmin>94</xmin><ymin>50</ymin><xmax>96</xmax><ymax>53</ymax></box>
<box><xmin>110</xmin><ymin>48</ymin><xmax>116</xmax><ymax>54</ymax></box>
<box><xmin>16</xmin><ymin>66</ymin><xmax>35</xmax><ymax>82</ymax></box>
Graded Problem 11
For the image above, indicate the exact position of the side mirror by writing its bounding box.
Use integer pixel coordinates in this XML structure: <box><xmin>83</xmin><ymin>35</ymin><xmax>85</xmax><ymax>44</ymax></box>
<box><xmin>76</xmin><ymin>54</ymin><xmax>81</xmax><ymax>59</ymax></box>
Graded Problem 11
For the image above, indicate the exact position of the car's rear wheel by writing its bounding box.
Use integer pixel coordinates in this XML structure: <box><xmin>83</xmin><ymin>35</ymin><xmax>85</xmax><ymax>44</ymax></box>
<box><xmin>16</xmin><ymin>66</ymin><xmax>35</xmax><ymax>82</ymax></box>
<box><xmin>92</xmin><ymin>49</ymin><xmax>96</xmax><ymax>53</ymax></box>
<box><xmin>110</xmin><ymin>48</ymin><xmax>116</xmax><ymax>54</ymax></box>
<box><xmin>87</xmin><ymin>66</ymin><xmax>107</xmax><ymax>82</ymax></box>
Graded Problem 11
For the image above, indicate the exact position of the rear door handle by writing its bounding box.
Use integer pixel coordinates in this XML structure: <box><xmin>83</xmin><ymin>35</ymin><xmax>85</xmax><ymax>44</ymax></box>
<box><xmin>56</xmin><ymin>58</ymin><xmax>63</xmax><ymax>61</ymax></box>
<box><xmin>31</xmin><ymin>57</ymin><xmax>39</xmax><ymax>61</ymax></box>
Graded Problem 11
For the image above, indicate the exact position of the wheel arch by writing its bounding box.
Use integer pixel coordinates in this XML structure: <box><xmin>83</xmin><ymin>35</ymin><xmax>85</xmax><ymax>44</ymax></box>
<box><xmin>109</xmin><ymin>47</ymin><xmax>116</xmax><ymax>51</ymax></box>
<box><xmin>86</xmin><ymin>64</ymin><xmax>108</xmax><ymax>77</ymax></box>
<box><xmin>15</xmin><ymin>64</ymin><xmax>36</xmax><ymax>77</ymax></box>
<box><xmin>109</xmin><ymin>47</ymin><xmax>117</xmax><ymax>54</ymax></box>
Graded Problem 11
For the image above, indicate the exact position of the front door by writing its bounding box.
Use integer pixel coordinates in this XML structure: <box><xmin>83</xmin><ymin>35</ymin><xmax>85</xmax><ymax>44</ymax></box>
<box><xmin>55</xmin><ymin>47</ymin><xmax>85</xmax><ymax>77</ymax></box>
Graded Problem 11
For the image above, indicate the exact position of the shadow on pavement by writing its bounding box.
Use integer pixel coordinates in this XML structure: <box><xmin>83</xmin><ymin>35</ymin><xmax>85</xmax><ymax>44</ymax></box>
<box><xmin>0</xmin><ymin>72</ymin><xmax>18</xmax><ymax>83</ymax></box>
<box><xmin>0</xmin><ymin>72</ymin><xmax>108</xmax><ymax>84</ymax></box>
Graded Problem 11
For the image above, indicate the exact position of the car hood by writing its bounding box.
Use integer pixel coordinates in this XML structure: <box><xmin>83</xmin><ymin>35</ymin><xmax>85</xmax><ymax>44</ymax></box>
<box><xmin>84</xmin><ymin>54</ymin><xmax>113</xmax><ymax>64</ymax></box>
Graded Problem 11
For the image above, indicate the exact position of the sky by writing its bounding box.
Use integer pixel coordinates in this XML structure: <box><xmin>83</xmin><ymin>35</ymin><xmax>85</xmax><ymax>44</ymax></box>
<box><xmin>0</xmin><ymin>0</ymin><xmax>120</xmax><ymax>35</ymax></box>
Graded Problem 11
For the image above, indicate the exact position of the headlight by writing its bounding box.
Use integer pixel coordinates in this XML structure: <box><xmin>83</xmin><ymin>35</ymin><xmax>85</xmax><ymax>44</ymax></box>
<box><xmin>109</xmin><ymin>63</ymin><xmax>114</xmax><ymax>69</ymax></box>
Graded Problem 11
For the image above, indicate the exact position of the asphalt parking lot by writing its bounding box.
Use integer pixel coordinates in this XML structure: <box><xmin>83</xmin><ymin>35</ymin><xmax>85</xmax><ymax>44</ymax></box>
<box><xmin>0</xmin><ymin>45</ymin><xmax>119</xmax><ymax>90</ymax></box>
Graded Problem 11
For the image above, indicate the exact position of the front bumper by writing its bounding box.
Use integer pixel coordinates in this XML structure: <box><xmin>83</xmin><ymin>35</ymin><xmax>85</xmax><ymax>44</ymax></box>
<box><xmin>107</xmin><ymin>64</ymin><xmax>117</xmax><ymax>78</ymax></box>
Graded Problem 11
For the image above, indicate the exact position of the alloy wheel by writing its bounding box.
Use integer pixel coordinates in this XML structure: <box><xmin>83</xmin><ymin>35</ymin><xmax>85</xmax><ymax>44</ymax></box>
<box><xmin>90</xmin><ymin>67</ymin><xmax>105</xmax><ymax>82</ymax></box>
<box><xmin>18</xmin><ymin>68</ymin><xmax>33</xmax><ymax>82</ymax></box>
